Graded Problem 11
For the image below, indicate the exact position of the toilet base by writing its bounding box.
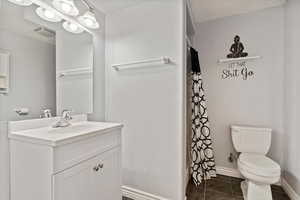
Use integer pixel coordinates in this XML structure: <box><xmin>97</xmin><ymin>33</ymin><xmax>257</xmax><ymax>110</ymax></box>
<box><xmin>241</xmin><ymin>180</ymin><xmax>273</xmax><ymax>200</ymax></box>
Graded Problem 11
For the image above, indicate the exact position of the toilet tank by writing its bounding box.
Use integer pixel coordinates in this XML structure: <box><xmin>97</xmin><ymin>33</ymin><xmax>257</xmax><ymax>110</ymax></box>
<box><xmin>231</xmin><ymin>125</ymin><xmax>272</xmax><ymax>155</ymax></box>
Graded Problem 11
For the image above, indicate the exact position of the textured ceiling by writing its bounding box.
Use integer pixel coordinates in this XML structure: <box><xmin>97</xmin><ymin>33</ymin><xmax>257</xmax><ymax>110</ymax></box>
<box><xmin>190</xmin><ymin>0</ymin><xmax>286</xmax><ymax>23</ymax></box>
<box><xmin>88</xmin><ymin>0</ymin><xmax>286</xmax><ymax>23</ymax></box>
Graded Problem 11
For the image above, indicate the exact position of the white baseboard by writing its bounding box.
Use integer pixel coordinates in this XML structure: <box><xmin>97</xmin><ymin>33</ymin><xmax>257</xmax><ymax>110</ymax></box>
<box><xmin>282</xmin><ymin>178</ymin><xmax>300</xmax><ymax>200</ymax></box>
<box><xmin>216</xmin><ymin>166</ymin><xmax>242</xmax><ymax>179</ymax></box>
<box><xmin>122</xmin><ymin>186</ymin><xmax>169</xmax><ymax>200</ymax></box>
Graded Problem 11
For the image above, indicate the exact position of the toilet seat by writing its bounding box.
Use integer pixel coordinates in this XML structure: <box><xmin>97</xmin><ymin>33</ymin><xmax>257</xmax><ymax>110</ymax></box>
<box><xmin>238</xmin><ymin>153</ymin><xmax>281</xmax><ymax>178</ymax></box>
<box><xmin>238</xmin><ymin>153</ymin><xmax>281</xmax><ymax>185</ymax></box>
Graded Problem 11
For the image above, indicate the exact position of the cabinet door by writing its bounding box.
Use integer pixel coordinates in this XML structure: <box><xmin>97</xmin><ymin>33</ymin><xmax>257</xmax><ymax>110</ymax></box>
<box><xmin>53</xmin><ymin>148</ymin><xmax>121</xmax><ymax>200</ymax></box>
<box><xmin>91</xmin><ymin>148</ymin><xmax>121</xmax><ymax>200</ymax></box>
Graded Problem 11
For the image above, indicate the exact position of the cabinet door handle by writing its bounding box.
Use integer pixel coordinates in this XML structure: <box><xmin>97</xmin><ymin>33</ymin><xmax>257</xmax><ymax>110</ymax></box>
<box><xmin>98</xmin><ymin>164</ymin><xmax>104</xmax><ymax>169</ymax></box>
<box><xmin>93</xmin><ymin>166</ymin><xmax>100</xmax><ymax>172</ymax></box>
<box><xmin>93</xmin><ymin>164</ymin><xmax>104</xmax><ymax>172</ymax></box>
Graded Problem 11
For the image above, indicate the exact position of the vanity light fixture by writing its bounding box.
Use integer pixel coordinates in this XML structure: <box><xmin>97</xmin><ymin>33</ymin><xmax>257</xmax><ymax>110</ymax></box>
<box><xmin>78</xmin><ymin>10</ymin><xmax>99</xmax><ymax>29</ymax></box>
<box><xmin>62</xmin><ymin>21</ymin><xmax>84</xmax><ymax>34</ymax></box>
<box><xmin>6</xmin><ymin>0</ymin><xmax>100</xmax><ymax>34</ymax></box>
<box><xmin>7</xmin><ymin>0</ymin><xmax>32</xmax><ymax>6</ymax></box>
<box><xmin>52</xmin><ymin>0</ymin><xmax>79</xmax><ymax>16</ymax></box>
<box><xmin>36</xmin><ymin>7</ymin><xmax>62</xmax><ymax>23</ymax></box>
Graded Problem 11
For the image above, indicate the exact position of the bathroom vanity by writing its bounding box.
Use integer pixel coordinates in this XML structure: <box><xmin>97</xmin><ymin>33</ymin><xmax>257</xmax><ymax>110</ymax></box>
<box><xmin>8</xmin><ymin>115</ymin><xmax>123</xmax><ymax>200</ymax></box>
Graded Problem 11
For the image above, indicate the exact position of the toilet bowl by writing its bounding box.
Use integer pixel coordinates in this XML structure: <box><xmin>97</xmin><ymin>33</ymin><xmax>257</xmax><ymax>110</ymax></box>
<box><xmin>231</xmin><ymin>125</ymin><xmax>281</xmax><ymax>200</ymax></box>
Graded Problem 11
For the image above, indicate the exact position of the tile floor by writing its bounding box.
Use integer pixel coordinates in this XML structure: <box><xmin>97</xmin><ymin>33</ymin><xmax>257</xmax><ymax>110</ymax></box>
<box><xmin>123</xmin><ymin>175</ymin><xmax>290</xmax><ymax>200</ymax></box>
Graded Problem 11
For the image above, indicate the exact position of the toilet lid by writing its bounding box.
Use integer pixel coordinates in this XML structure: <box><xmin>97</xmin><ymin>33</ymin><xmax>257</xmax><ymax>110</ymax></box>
<box><xmin>239</xmin><ymin>153</ymin><xmax>281</xmax><ymax>177</ymax></box>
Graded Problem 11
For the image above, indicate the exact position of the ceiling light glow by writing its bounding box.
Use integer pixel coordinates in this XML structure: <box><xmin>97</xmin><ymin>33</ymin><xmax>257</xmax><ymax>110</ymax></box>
<box><xmin>36</xmin><ymin>7</ymin><xmax>62</xmax><ymax>23</ymax></box>
<box><xmin>52</xmin><ymin>0</ymin><xmax>79</xmax><ymax>16</ymax></box>
<box><xmin>61</xmin><ymin>2</ymin><xmax>72</xmax><ymax>13</ymax></box>
<box><xmin>44</xmin><ymin>10</ymin><xmax>55</xmax><ymax>19</ymax></box>
<box><xmin>78</xmin><ymin>11</ymin><xmax>99</xmax><ymax>29</ymax></box>
<box><xmin>62</xmin><ymin>21</ymin><xmax>84</xmax><ymax>34</ymax></box>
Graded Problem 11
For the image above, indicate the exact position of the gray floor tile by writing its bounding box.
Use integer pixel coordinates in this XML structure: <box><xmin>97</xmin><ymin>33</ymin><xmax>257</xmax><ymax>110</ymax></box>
<box><xmin>122</xmin><ymin>197</ymin><xmax>133</xmax><ymax>200</ymax></box>
<box><xmin>124</xmin><ymin>175</ymin><xmax>290</xmax><ymax>200</ymax></box>
<box><xmin>186</xmin><ymin>175</ymin><xmax>290</xmax><ymax>200</ymax></box>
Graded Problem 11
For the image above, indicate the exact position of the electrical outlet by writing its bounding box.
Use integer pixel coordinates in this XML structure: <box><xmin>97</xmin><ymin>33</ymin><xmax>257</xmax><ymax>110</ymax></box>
<box><xmin>228</xmin><ymin>153</ymin><xmax>235</xmax><ymax>163</ymax></box>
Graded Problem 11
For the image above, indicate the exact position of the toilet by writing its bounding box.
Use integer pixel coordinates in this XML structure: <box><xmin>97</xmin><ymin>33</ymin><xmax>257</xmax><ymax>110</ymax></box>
<box><xmin>231</xmin><ymin>125</ymin><xmax>281</xmax><ymax>200</ymax></box>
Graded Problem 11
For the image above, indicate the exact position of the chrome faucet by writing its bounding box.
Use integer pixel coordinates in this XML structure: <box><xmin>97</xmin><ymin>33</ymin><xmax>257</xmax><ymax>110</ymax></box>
<box><xmin>40</xmin><ymin>109</ymin><xmax>52</xmax><ymax>118</ymax></box>
<box><xmin>61</xmin><ymin>109</ymin><xmax>72</xmax><ymax>121</ymax></box>
<box><xmin>52</xmin><ymin>109</ymin><xmax>73</xmax><ymax>128</ymax></box>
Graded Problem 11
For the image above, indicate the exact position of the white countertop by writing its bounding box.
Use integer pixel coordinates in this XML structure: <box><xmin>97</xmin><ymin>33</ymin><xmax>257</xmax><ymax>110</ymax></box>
<box><xmin>8</xmin><ymin>115</ymin><xmax>123</xmax><ymax>147</ymax></box>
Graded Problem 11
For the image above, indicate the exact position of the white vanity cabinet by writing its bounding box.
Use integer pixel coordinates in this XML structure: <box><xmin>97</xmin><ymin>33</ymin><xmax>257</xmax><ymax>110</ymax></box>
<box><xmin>9</xmin><ymin>116</ymin><xmax>123</xmax><ymax>200</ymax></box>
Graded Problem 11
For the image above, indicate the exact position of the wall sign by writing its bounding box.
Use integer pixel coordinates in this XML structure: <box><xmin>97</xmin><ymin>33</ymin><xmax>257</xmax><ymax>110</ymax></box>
<box><xmin>220</xmin><ymin>35</ymin><xmax>255</xmax><ymax>80</ymax></box>
<box><xmin>222</xmin><ymin>61</ymin><xmax>254</xmax><ymax>80</ymax></box>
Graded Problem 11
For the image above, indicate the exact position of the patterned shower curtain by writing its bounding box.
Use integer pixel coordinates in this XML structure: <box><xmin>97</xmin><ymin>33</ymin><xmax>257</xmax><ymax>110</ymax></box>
<box><xmin>191</xmin><ymin>71</ymin><xmax>216</xmax><ymax>186</ymax></box>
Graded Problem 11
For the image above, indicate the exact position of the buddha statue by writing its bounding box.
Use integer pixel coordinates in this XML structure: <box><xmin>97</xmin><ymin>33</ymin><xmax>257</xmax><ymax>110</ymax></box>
<box><xmin>227</xmin><ymin>35</ymin><xmax>248</xmax><ymax>58</ymax></box>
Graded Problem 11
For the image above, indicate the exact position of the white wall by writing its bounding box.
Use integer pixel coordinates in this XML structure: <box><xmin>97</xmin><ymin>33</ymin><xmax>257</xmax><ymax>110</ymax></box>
<box><xmin>194</xmin><ymin>7</ymin><xmax>285</xmax><ymax>169</ymax></box>
<box><xmin>106</xmin><ymin>1</ymin><xmax>185</xmax><ymax>199</ymax></box>
<box><xmin>283</xmin><ymin>0</ymin><xmax>300</xmax><ymax>195</ymax></box>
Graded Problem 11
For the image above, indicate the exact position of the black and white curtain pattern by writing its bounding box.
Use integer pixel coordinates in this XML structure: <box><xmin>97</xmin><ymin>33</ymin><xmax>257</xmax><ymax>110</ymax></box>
<box><xmin>191</xmin><ymin>72</ymin><xmax>216</xmax><ymax>186</ymax></box>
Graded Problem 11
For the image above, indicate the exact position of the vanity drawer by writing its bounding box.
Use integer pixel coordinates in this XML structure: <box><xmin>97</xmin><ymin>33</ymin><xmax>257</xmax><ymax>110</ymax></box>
<box><xmin>53</xmin><ymin>129</ymin><xmax>121</xmax><ymax>173</ymax></box>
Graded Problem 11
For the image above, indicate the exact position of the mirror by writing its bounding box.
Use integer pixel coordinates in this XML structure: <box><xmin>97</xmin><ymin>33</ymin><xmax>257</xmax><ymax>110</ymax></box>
<box><xmin>56</xmin><ymin>26</ymin><xmax>93</xmax><ymax>115</ymax></box>
<box><xmin>0</xmin><ymin>0</ymin><xmax>94</xmax><ymax>118</ymax></box>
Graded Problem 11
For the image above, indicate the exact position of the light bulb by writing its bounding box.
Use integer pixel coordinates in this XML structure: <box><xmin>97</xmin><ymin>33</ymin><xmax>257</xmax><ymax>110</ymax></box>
<box><xmin>61</xmin><ymin>2</ymin><xmax>72</xmax><ymax>13</ymax></box>
<box><xmin>69</xmin><ymin>23</ymin><xmax>78</xmax><ymax>31</ymax></box>
<box><xmin>62</xmin><ymin>21</ymin><xmax>84</xmax><ymax>34</ymax></box>
<box><xmin>78</xmin><ymin>11</ymin><xmax>100</xmax><ymax>29</ymax></box>
<box><xmin>36</xmin><ymin>7</ymin><xmax>62</xmax><ymax>23</ymax></box>
<box><xmin>84</xmin><ymin>18</ymin><xmax>93</xmax><ymax>27</ymax></box>
<box><xmin>52</xmin><ymin>0</ymin><xmax>79</xmax><ymax>16</ymax></box>
<box><xmin>44</xmin><ymin>10</ymin><xmax>55</xmax><ymax>19</ymax></box>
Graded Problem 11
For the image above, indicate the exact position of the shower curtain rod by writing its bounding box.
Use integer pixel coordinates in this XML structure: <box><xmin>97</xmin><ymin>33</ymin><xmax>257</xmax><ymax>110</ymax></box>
<box><xmin>186</xmin><ymin>35</ymin><xmax>192</xmax><ymax>48</ymax></box>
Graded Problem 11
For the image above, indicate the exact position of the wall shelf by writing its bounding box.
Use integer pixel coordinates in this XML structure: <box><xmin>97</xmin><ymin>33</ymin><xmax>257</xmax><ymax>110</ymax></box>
<box><xmin>218</xmin><ymin>56</ymin><xmax>261</xmax><ymax>63</ymax></box>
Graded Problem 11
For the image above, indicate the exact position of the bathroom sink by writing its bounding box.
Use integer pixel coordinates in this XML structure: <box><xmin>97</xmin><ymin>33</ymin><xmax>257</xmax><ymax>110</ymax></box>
<box><xmin>48</xmin><ymin>122</ymin><xmax>109</xmax><ymax>134</ymax></box>
<box><xmin>8</xmin><ymin>115</ymin><xmax>123</xmax><ymax>146</ymax></box>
